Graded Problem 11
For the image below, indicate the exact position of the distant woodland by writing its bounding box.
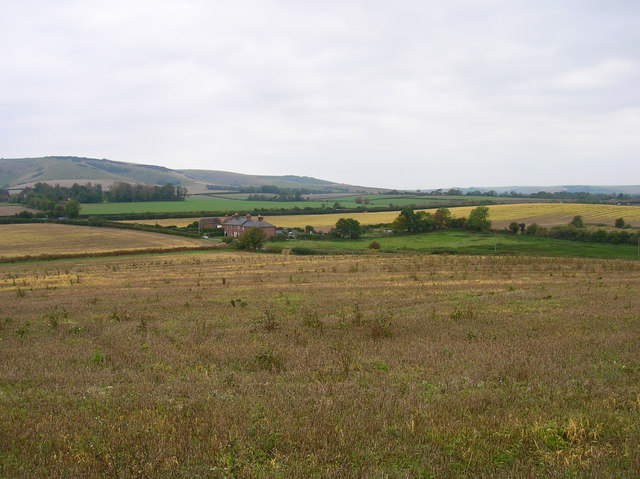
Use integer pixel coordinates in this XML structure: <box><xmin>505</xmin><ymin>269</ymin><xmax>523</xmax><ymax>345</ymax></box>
<box><xmin>2</xmin><ymin>182</ymin><xmax>186</xmax><ymax>217</ymax></box>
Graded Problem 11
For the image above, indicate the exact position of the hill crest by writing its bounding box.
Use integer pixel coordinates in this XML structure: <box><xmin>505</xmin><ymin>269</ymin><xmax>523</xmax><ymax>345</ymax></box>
<box><xmin>0</xmin><ymin>156</ymin><xmax>377</xmax><ymax>193</ymax></box>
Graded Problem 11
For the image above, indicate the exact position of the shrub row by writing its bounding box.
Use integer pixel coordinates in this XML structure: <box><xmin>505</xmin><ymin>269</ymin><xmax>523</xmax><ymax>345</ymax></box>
<box><xmin>520</xmin><ymin>224</ymin><xmax>639</xmax><ymax>245</ymax></box>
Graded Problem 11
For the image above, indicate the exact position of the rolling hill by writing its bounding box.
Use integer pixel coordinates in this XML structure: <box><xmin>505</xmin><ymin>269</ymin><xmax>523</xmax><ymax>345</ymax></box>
<box><xmin>0</xmin><ymin>156</ymin><xmax>377</xmax><ymax>193</ymax></box>
<box><xmin>0</xmin><ymin>157</ymin><xmax>190</xmax><ymax>189</ymax></box>
<box><xmin>2</xmin><ymin>156</ymin><xmax>638</xmax><ymax>196</ymax></box>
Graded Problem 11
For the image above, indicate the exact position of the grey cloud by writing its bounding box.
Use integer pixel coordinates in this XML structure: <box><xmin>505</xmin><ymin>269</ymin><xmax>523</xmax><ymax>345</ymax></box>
<box><xmin>1</xmin><ymin>0</ymin><xmax>639</xmax><ymax>188</ymax></box>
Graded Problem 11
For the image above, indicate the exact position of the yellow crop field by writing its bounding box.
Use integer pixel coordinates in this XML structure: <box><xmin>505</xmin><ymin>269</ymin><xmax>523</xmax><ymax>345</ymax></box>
<box><xmin>123</xmin><ymin>203</ymin><xmax>640</xmax><ymax>230</ymax></box>
<box><xmin>445</xmin><ymin>203</ymin><xmax>640</xmax><ymax>229</ymax></box>
<box><xmin>0</xmin><ymin>223</ymin><xmax>207</xmax><ymax>259</ymax></box>
<box><xmin>121</xmin><ymin>212</ymin><xmax>400</xmax><ymax>230</ymax></box>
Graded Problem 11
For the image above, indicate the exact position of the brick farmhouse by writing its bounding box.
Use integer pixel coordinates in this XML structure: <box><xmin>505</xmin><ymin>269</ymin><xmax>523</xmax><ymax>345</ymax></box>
<box><xmin>221</xmin><ymin>214</ymin><xmax>276</xmax><ymax>238</ymax></box>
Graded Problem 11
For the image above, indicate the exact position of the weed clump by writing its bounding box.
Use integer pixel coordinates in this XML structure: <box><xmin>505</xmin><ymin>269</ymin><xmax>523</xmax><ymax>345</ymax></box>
<box><xmin>258</xmin><ymin>309</ymin><xmax>279</xmax><ymax>331</ymax></box>
<box><xmin>230</xmin><ymin>298</ymin><xmax>247</xmax><ymax>308</ymax></box>
<box><xmin>450</xmin><ymin>306</ymin><xmax>477</xmax><ymax>321</ymax></box>
<box><xmin>370</xmin><ymin>316</ymin><xmax>393</xmax><ymax>339</ymax></box>
<box><xmin>302</xmin><ymin>310</ymin><xmax>323</xmax><ymax>331</ymax></box>
<box><xmin>91</xmin><ymin>349</ymin><xmax>105</xmax><ymax>366</ymax></box>
<box><xmin>254</xmin><ymin>348</ymin><xmax>283</xmax><ymax>372</ymax></box>
<box><xmin>46</xmin><ymin>306</ymin><xmax>68</xmax><ymax>330</ymax></box>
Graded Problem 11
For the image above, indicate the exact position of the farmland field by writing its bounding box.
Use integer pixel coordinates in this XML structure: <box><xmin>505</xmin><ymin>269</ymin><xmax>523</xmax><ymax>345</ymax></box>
<box><xmin>0</xmin><ymin>205</ymin><xmax>39</xmax><ymax>216</ymax></box>
<box><xmin>0</xmin><ymin>224</ymin><xmax>208</xmax><ymax>260</ymax></box>
<box><xmin>79</xmin><ymin>194</ymin><xmax>502</xmax><ymax>215</ymax></box>
<box><xmin>444</xmin><ymin>203</ymin><xmax>640</xmax><ymax>229</ymax></box>
<box><xmin>1</xmin><ymin>251</ymin><xmax>639</xmax><ymax>477</ymax></box>
<box><xmin>123</xmin><ymin>202</ymin><xmax>640</xmax><ymax>230</ymax></box>
<box><xmin>282</xmin><ymin>231</ymin><xmax>640</xmax><ymax>260</ymax></box>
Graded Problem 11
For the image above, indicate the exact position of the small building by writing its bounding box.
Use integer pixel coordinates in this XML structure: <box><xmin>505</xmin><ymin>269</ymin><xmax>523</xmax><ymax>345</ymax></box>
<box><xmin>221</xmin><ymin>214</ymin><xmax>276</xmax><ymax>238</ymax></box>
<box><xmin>199</xmin><ymin>217</ymin><xmax>223</xmax><ymax>230</ymax></box>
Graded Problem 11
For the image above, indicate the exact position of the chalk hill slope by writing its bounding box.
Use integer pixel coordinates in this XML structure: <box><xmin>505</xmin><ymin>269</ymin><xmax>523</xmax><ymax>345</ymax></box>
<box><xmin>0</xmin><ymin>156</ymin><xmax>373</xmax><ymax>193</ymax></box>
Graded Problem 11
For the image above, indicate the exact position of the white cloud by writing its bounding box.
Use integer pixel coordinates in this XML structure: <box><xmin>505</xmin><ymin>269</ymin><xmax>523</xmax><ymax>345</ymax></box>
<box><xmin>554</xmin><ymin>59</ymin><xmax>639</xmax><ymax>90</ymax></box>
<box><xmin>1</xmin><ymin>0</ymin><xmax>639</xmax><ymax>188</ymax></box>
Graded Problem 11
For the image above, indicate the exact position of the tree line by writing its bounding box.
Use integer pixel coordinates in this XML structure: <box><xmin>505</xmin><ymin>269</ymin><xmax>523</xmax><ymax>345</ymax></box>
<box><xmin>329</xmin><ymin>206</ymin><xmax>492</xmax><ymax>241</ymax></box>
<box><xmin>9</xmin><ymin>182</ymin><xmax>187</xmax><ymax>208</ymax></box>
<box><xmin>507</xmin><ymin>216</ymin><xmax>639</xmax><ymax>246</ymax></box>
<box><xmin>390</xmin><ymin>206</ymin><xmax>491</xmax><ymax>233</ymax></box>
<box><xmin>387</xmin><ymin>188</ymin><xmax>640</xmax><ymax>204</ymax></box>
<box><xmin>246</xmin><ymin>191</ymin><xmax>304</xmax><ymax>202</ymax></box>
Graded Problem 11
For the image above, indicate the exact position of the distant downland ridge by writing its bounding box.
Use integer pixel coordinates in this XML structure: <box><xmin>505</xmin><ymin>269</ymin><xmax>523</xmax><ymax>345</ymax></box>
<box><xmin>456</xmin><ymin>185</ymin><xmax>640</xmax><ymax>196</ymax></box>
<box><xmin>0</xmin><ymin>156</ymin><xmax>379</xmax><ymax>193</ymax></box>
<box><xmin>1</xmin><ymin>156</ymin><xmax>638</xmax><ymax>196</ymax></box>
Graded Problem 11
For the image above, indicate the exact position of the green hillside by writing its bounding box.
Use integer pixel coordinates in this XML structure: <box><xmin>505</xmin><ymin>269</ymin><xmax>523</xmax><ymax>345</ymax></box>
<box><xmin>0</xmin><ymin>157</ymin><xmax>364</xmax><ymax>192</ymax></box>
<box><xmin>178</xmin><ymin>169</ymin><xmax>368</xmax><ymax>192</ymax></box>
<box><xmin>0</xmin><ymin>157</ymin><xmax>193</xmax><ymax>188</ymax></box>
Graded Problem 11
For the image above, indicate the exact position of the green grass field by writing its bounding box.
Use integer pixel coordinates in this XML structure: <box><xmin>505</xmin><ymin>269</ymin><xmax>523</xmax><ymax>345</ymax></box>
<box><xmin>283</xmin><ymin>231</ymin><xmax>640</xmax><ymax>260</ymax></box>
<box><xmin>79</xmin><ymin>194</ymin><xmax>498</xmax><ymax>215</ymax></box>
<box><xmin>80</xmin><ymin>196</ymin><xmax>313</xmax><ymax>214</ymax></box>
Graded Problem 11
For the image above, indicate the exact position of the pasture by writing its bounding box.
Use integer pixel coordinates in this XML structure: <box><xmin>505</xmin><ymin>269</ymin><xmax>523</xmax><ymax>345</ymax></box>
<box><xmin>283</xmin><ymin>231</ymin><xmax>640</xmax><ymax>260</ymax></box>
<box><xmin>0</xmin><ymin>224</ymin><xmax>208</xmax><ymax>260</ymax></box>
<box><xmin>79</xmin><ymin>194</ymin><xmax>497</xmax><ymax>215</ymax></box>
<box><xmin>1</xmin><ymin>251</ymin><xmax>639</xmax><ymax>477</ymax></box>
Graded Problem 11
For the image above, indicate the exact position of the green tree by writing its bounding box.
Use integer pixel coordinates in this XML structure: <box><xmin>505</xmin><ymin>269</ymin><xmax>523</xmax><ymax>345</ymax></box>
<box><xmin>614</xmin><ymin>217</ymin><xmax>625</xmax><ymax>228</ymax></box>
<box><xmin>509</xmin><ymin>222</ymin><xmax>519</xmax><ymax>234</ymax></box>
<box><xmin>240</xmin><ymin>227</ymin><xmax>267</xmax><ymax>251</ymax></box>
<box><xmin>415</xmin><ymin>211</ymin><xmax>433</xmax><ymax>232</ymax></box>
<box><xmin>399</xmin><ymin>207</ymin><xmax>418</xmax><ymax>232</ymax></box>
<box><xmin>391</xmin><ymin>207</ymin><xmax>433</xmax><ymax>233</ymax></box>
<box><xmin>64</xmin><ymin>199</ymin><xmax>80</xmax><ymax>218</ymax></box>
<box><xmin>390</xmin><ymin>214</ymin><xmax>408</xmax><ymax>233</ymax></box>
<box><xmin>433</xmin><ymin>208</ymin><xmax>452</xmax><ymax>229</ymax></box>
<box><xmin>570</xmin><ymin>215</ymin><xmax>584</xmax><ymax>228</ymax></box>
<box><xmin>467</xmin><ymin>206</ymin><xmax>491</xmax><ymax>231</ymax></box>
<box><xmin>335</xmin><ymin>218</ymin><xmax>362</xmax><ymax>239</ymax></box>
<box><xmin>525</xmin><ymin>223</ymin><xmax>539</xmax><ymax>236</ymax></box>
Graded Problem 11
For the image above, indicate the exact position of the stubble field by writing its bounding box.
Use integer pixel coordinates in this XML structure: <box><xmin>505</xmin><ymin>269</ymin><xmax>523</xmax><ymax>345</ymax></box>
<box><xmin>0</xmin><ymin>224</ymin><xmax>209</xmax><ymax>260</ymax></box>
<box><xmin>1</xmin><ymin>251</ymin><xmax>639</xmax><ymax>477</ymax></box>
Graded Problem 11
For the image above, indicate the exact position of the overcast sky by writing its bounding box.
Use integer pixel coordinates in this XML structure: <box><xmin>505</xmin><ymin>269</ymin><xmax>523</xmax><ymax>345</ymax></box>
<box><xmin>1</xmin><ymin>1</ymin><xmax>639</xmax><ymax>189</ymax></box>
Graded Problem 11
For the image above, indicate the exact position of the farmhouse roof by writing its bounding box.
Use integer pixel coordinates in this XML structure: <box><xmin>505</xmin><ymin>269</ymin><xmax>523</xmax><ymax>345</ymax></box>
<box><xmin>223</xmin><ymin>214</ymin><xmax>274</xmax><ymax>228</ymax></box>
<box><xmin>243</xmin><ymin>219</ymin><xmax>274</xmax><ymax>228</ymax></box>
<box><xmin>224</xmin><ymin>218</ymin><xmax>248</xmax><ymax>226</ymax></box>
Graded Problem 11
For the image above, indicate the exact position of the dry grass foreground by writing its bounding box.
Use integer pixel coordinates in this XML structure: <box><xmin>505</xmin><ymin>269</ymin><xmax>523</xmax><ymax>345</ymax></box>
<box><xmin>0</xmin><ymin>223</ymin><xmax>208</xmax><ymax>260</ymax></box>
<box><xmin>1</xmin><ymin>252</ymin><xmax>639</xmax><ymax>477</ymax></box>
<box><xmin>123</xmin><ymin>202</ymin><xmax>640</xmax><ymax>230</ymax></box>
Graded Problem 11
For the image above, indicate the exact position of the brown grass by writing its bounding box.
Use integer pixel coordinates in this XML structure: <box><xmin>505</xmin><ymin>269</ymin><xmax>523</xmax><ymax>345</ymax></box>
<box><xmin>1</xmin><ymin>252</ymin><xmax>639</xmax><ymax>477</ymax></box>
<box><xmin>0</xmin><ymin>205</ymin><xmax>39</xmax><ymax>216</ymax></box>
<box><xmin>0</xmin><ymin>223</ymin><xmax>208</xmax><ymax>259</ymax></box>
